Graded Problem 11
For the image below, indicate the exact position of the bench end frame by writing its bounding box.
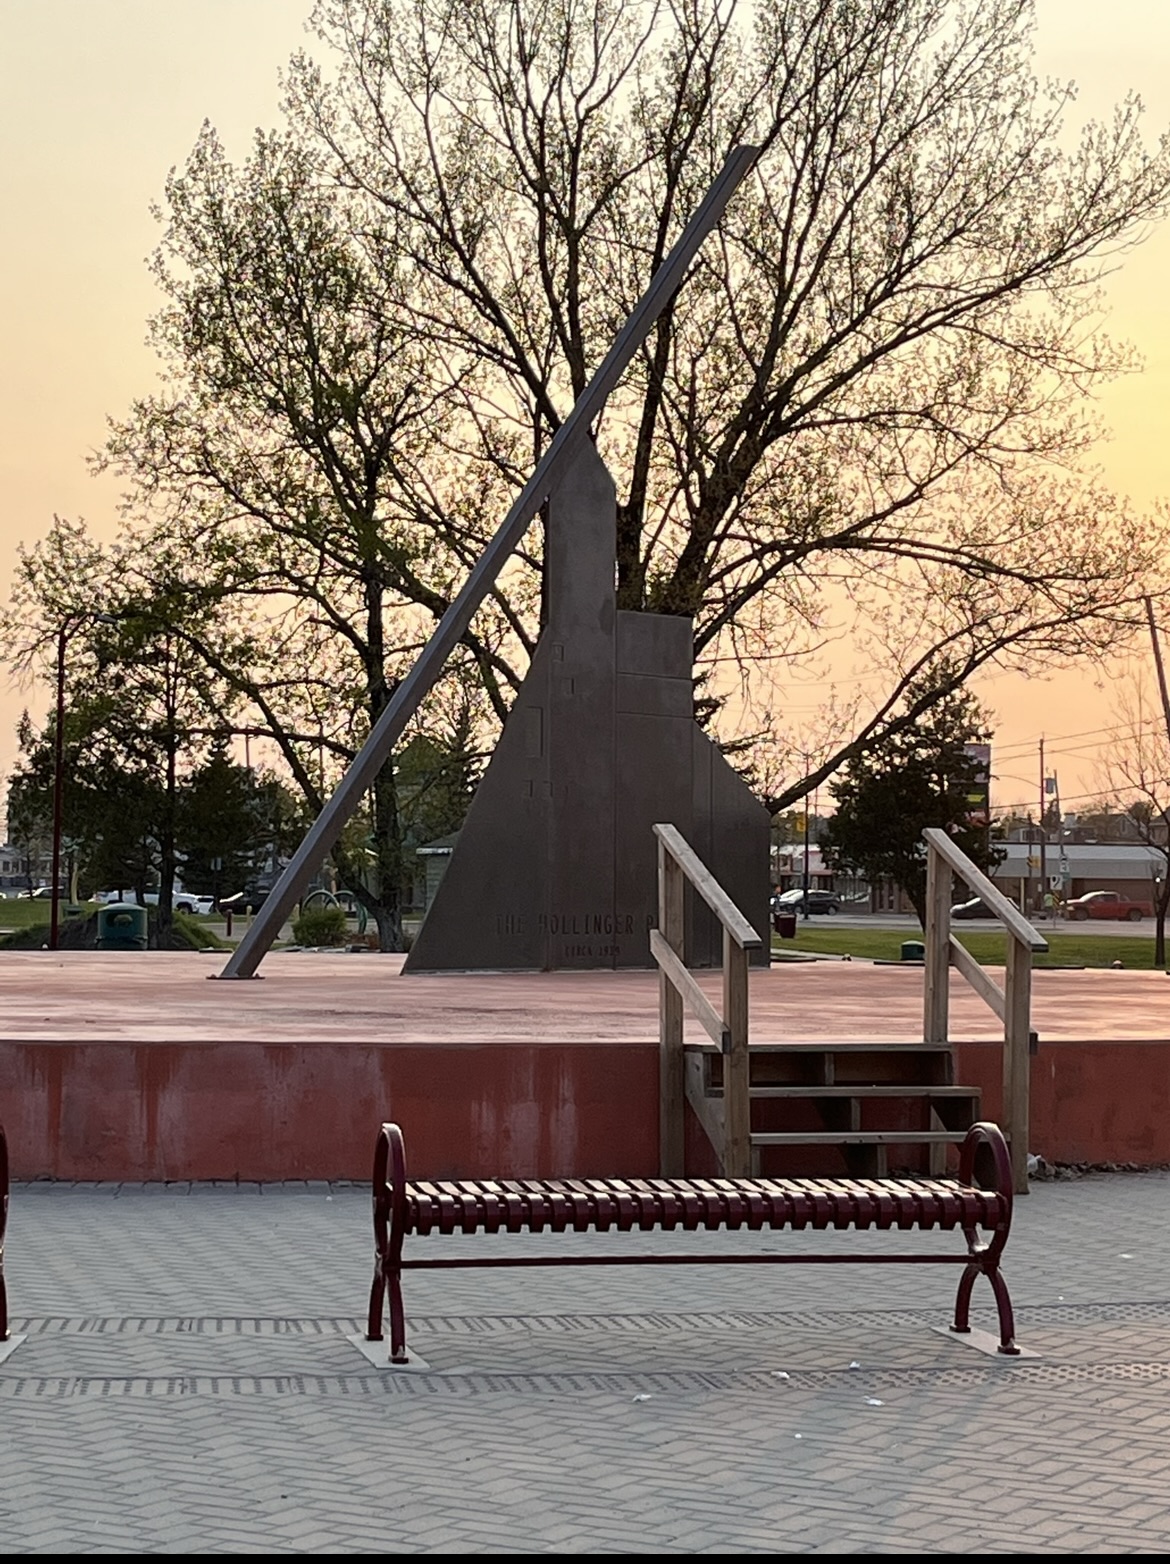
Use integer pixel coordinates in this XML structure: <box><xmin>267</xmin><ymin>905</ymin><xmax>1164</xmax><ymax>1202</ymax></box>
<box><xmin>366</xmin><ymin>1122</ymin><xmax>410</xmax><ymax>1363</ymax></box>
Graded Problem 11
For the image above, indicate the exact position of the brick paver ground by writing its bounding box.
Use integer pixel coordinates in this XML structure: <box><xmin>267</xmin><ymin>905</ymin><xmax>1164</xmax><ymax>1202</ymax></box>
<box><xmin>5</xmin><ymin>1170</ymin><xmax>1170</xmax><ymax>1552</ymax></box>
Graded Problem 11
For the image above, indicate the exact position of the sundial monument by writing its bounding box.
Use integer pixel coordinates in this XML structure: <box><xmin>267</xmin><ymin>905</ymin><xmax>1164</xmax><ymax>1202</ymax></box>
<box><xmin>219</xmin><ymin>147</ymin><xmax>770</xmax><ymax>980</ymax></box>
<box><xmin>403</xmin><ymin>440</ymin><xmax>769</xmax><ymax>971</ymax></box>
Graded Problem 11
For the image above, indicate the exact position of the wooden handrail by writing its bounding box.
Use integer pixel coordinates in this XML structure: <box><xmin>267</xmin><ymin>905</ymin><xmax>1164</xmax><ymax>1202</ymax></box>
<box><xmin>947</xmin><ymin>935</ymin><xmax>1005</xmax><ymax>1022</ymax></box>
<box><xmin>649</xmin><ymin>930</ymin><xmax>729</xmax><ymax>1050</ymax></box>
<box><xmin>652</xmin><ymin>824</ymin><xmax>758</xmax><ymax>1178</ymax></box>
<box><xmin>652</xmin><ymin>824</ymin><xmax>762</xmax><ymax>949</ymax></box>
<box><xmin>922</xmin><ymin>828</ymin><xmax>1048</xmax><ymax>951</ymax></box>
<box><xmin>922</xmin><ymin>828</ymin><xmax>1046</xmax><ymax>1195</ymax></box>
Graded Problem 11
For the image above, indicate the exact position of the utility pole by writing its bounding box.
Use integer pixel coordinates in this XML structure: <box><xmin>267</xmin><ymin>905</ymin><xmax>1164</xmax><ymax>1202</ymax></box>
<box><xmin>1038</xmin><ymin>736</ymin><xmax>1047</xmax><ymax>919</ymax></box>
<box><xmin>1143</xmin><ymin>596</ymin><xmax>1170</xmax><ymax>967</ymax></box>
<box><xmin>1144</xmin><ymin>596</ymin><xmax>1170</xmax><ymax>749</ymax></box>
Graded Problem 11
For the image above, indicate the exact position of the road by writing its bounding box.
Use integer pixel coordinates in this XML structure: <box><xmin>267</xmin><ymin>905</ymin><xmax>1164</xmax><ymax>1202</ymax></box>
<box><xmin>797</xmin><ymin>912</ymin><xmax>1159</xmax><ymax>939</ymax></box>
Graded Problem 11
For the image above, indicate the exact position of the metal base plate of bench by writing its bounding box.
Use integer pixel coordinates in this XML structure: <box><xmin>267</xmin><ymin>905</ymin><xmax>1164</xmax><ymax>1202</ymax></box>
<box><xmin>365</xmin><ymin>1121</ymin><xmax>1019</xmax><ymax>1366</ymax></box>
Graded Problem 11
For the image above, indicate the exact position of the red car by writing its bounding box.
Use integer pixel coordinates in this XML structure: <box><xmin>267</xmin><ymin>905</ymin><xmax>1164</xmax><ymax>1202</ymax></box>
<box><xmin>1065</xmin><ymin>889</ymin><xmax>1153</xmax><ymax>922</ymax></box>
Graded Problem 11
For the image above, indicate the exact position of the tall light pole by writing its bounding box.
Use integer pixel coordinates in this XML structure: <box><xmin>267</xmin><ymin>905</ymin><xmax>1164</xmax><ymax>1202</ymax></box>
<box><xmin>48</xmin><ymin>611</ymin><xmax>120</xmax><ymax>952</ymax></box>
<box><xmin>1038</xmin><ymin>736</ymin><xmax>1047</xmax><ymax>919</ymax></box>
<box><xmin>800</xmin><ymin>752</ymin><xmax>812</xmax><ymax>919</ymax></box>
<box><xmin>1143</xmin><ymin>596</ymin><xmax>1170</xmax><ymax>750</ymax></box>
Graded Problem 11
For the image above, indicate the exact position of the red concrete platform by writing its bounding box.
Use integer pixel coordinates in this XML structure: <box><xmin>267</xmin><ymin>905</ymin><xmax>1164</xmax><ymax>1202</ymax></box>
<box><xmin>2</xmin><ymin>951</ymin><xmax>1168</xmax><ymax>1179</ymax></box>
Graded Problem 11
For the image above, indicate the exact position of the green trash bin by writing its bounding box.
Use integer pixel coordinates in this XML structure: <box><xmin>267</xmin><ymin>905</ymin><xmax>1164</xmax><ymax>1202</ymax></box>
<box><xmin>96</xmin><ymin>902</ymin><xmax>148</xmax><ymax>951</ymax></box>
<box><xmin>900</xmin><ymin>939</ymin><xmax>925</xmax><ymax>962</ymax></box>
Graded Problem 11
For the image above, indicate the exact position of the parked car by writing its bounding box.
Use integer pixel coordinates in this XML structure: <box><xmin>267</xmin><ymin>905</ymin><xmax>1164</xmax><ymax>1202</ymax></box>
<box><xmin>772</xmin><ymin>887</ymin><xmax>842</xmax><ymax>915</ymax></box>
<box><xmin>218</xmin><ymin>888</ymin><xmax>270</xmax><ymax>916</ymax></box>
<box><xmin>94</xmin><ymin>889</ymin><xmax>213</xmax><ymax>915</ymax></box>
<box><xmin>1064</xmin><ymin>889</ymin><xmax>1153</xmax><ymax>922</ymax></box>
<box><xmin>951</xmin><ymin>897</ymin><xmax>997</xmax><ymax>919</ymax></box>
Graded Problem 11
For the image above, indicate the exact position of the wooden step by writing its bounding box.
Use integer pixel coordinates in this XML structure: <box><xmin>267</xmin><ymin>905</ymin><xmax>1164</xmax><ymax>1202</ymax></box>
<box><xmin>747</xmin><ymin>1085</ymin><xmax>979</xmax><ymax>1099</ymax></box>
<box><xmin>697</xmin><ymin>1043</ymin><xmax>958</xmax><ymax>1090</ymax></box>
<box><xmin>751</xmin><ymin>1041</ymin><xmax>951</xmax><ymax>1052</ymax></box>
<box><xmin>682</xmin><ymin>1037</ymin><xmax>975</xmax><ymax>1178</ymax></box>
<box><xmin>749</xmin><ymin>1130</ymin><xmax>967</xmax><ymax>1147</ymax></box>
<box><xmin>683</xmin><ymin>1040</ymin><xmax>949</xmax><ymax>1053</ymax></box>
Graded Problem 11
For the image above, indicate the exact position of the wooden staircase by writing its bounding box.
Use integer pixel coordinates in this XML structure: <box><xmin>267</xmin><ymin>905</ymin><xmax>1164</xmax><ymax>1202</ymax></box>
<box><xmin>652</xmin><ymin>822</ymin><xmax>1046</xmax><ymax>1193</ymax></box>
<box><xmin>684</xmin><ymin>1039</ymin><xmax>982</xmax><ymax>1178</ymax></box>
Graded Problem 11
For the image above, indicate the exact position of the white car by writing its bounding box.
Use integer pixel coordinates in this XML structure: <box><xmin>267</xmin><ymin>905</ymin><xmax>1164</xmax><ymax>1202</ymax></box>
<box><xmin>95</xmin><ymin>889</ymin><xmax>215</xmax><ymax>916</ymax></box>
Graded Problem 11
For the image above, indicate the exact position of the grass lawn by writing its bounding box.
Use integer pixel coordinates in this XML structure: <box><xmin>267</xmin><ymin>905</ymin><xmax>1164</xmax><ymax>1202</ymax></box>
<box><xmin>0</xmin><ymin>898</ymin><xmax>89</xmax><ymax>930</ymax></box>
<box><xmin>0</xmin><ymin>898</ymin><xmax>230</xmax><ymax>951</ymax></box>
<box><xmin>774</xmin><ymin>924</ymin><xmax>1167</xmax><ymax>970</ymax></box>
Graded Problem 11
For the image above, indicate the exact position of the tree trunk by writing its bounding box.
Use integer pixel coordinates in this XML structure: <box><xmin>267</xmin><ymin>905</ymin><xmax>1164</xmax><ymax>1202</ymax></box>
<box><xmin>360</xmin><ymin>569</ymin><xmax>405</xmax><ymax>952</ymax></box>
<box><xmin>368</xmin><ymin>761</ymin><xmax>403</xmax><ymax>952</ymax></box>
<box><xmin>371</xmin><ymin>900</ymin><xmax>400</xmax><ymax>954</ymax></box>
<box><xmin>154</xmin><ymin>659</ymin><xmax>179</xmax><ymax>951</ymax></box>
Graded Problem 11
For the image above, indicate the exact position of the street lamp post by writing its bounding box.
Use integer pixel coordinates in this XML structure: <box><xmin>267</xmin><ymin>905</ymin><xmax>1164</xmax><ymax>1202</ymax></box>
<box><xmin>48</xmin><ymin>611</ymin><xmax>120</xmax><ymax>953</ymax></box>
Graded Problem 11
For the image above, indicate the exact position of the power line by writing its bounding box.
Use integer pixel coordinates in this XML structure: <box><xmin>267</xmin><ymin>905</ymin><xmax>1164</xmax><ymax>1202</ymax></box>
<box><xmin>991</xmin><ymin>720</ymin><xmax>1140</xmax><ymax>758</ymax></box>
<box><xmin>991</xmin><ymin>784</ymin><xmax>1126</xmax><ymax>810</ymax></box>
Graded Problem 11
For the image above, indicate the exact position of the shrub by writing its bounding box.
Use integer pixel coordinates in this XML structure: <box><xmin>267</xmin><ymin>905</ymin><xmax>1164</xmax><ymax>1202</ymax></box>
<box><xmin>292</xmin><ymin>904</ymin><xmax>349</xmax><ymax>947</ymax></box>
<box><xmin>172</xmin><ymin>912</ymin><xmax>229</xmax><ymax>950</ymax></box>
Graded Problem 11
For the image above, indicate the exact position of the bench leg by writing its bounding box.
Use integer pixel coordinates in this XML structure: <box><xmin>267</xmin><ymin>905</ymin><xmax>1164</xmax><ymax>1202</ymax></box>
<box><xmin>364</xmin><ymin>1124</ymin><xmax>419</xmax><ymax>1364</ymax></box>
<box><xmin>951</xmin><ymin>1261</ymin><xmax>977</xmax><ymax>1338</ymax></box>
<box><xmin>953</xmin><ymin>1122</ymin><xmax>1020</xmax><ymax>1355</ymax></box>
<box><xmin>388</xmin><ymin>1267</ymin><xmax>408</xmax><ymax>1364</ymax></box>
<box><xmin>951</xmin><ymin>1255</ymin><xmax>1019</xmax><ymax>1356</ymax></box>
<box><xmin>366</xmin><ymin>1255</ymin><xmax>409</xmax><ymax>1362</ymax></box>
<box><xmin>367</xmin><ymin>1251</ymin><xmax>409</xmax><ymax>1363</ymax></box>
<box><xmin>985</xmin><ymin>1263</ymin><xmax>1020</xmax><ymax>1356</ymax></box>
<box><xmin>1</xmin><ymin>1122</ymin><xmax>8</xmax><ymax>1341</ymax></box>
<box><xmin>368</xmin><ymin>1122</ymin><xmax>411</xmax><ymax>1363</ymax></box>
<box><xmin>366</xmin><ymin>1255</ymin><xmax>386</xmax><ymax>1344</ymax></box>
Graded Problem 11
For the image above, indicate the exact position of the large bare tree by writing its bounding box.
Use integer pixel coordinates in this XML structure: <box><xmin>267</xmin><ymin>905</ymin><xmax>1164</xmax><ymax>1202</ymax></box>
<box><xmin>94</xmin><ymin>0</ymin><xmax>1170</xmax><ymax>895</ymax></box>
<box><xmin>287</xmin><ymin>0</ymin><xmax>1170</xmax><ymax>799</ymax></box>
<box><xmin>97</xmin><ymin>130</ymin><xmax>514</xmax><ymax>947</ymax></box>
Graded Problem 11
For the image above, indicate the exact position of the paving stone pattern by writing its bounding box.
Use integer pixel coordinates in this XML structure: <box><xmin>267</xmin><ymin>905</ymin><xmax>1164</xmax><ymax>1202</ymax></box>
<box><xmin>5</xmin><ymin>1174</ymin><xmax>1170</xmax><ymax>1552</ymax></box>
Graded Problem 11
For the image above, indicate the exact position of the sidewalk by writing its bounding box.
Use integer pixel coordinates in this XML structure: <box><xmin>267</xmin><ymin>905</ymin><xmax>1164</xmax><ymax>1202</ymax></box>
<box><xmin>5</xmin><ymin>1169</ymin><xmax>1170</xmax><ymax>1552</ymax></box>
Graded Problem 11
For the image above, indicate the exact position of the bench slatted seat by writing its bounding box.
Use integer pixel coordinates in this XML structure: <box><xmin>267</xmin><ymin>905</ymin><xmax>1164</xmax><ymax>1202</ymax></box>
<box><xmin>366</xmin><ymin>1120</ymin><xmax>1020</xmax><ymax>1364</ymax></box>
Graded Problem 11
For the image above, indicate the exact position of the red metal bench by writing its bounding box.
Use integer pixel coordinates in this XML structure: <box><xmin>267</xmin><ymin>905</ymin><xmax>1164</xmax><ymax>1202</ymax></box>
<box><xmin>366</xmin><ymin>1120</ymin><xmax>1019</xmax><ymax>1363</ymax></box>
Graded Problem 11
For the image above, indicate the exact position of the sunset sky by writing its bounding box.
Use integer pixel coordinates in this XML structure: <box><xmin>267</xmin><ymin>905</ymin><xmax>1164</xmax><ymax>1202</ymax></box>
<box><xmin>2</xmin><ymin>0</ymin><xmax>1169</xmax><ymax>821</ymax></box>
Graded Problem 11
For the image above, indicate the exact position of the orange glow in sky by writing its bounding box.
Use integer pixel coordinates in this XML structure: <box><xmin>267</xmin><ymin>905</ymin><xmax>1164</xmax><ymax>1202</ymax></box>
<box><xmin>1</xmin><ymin>0</ymin><xmax>1169</xmax><ymax>818</ymax></box>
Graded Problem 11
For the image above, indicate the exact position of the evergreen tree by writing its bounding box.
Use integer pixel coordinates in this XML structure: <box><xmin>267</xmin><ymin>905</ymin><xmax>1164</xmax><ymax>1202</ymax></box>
<box><xmin>175</xmin><ymin>741</ymin><xmax>271</xmax><ymax>903</ymax></box>
<box><xmin>820</xmin><ymin>685</ymin><xmax>1002</xmax><ymax>925</ymax></box>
